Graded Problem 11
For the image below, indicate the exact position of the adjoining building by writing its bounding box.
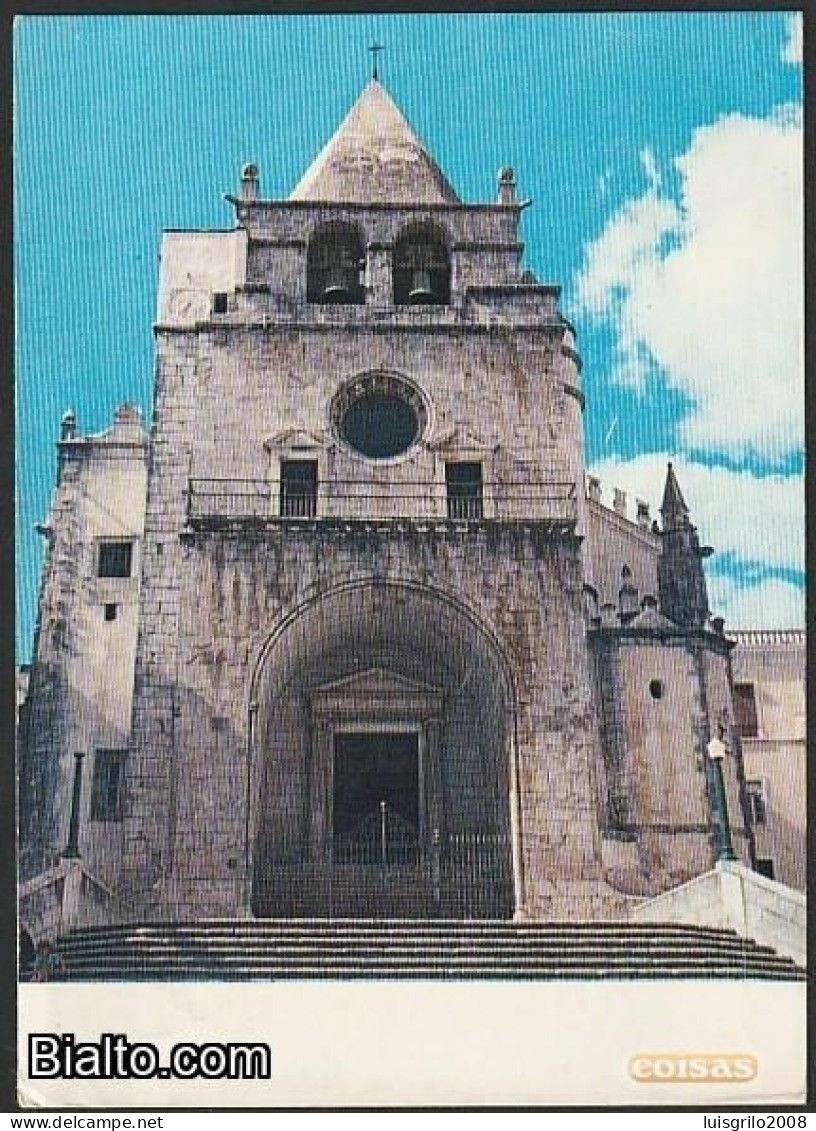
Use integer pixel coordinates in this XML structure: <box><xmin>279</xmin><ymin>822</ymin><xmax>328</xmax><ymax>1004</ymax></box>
<box><xmin>728</xmin><ymin>630</ymin><xmax>805</xmax><ymax>890</ymax></box>
<box><xmin>17</xmin><ymin>79</ymin><xmax>805</xmax><ymax>968</ymax></box>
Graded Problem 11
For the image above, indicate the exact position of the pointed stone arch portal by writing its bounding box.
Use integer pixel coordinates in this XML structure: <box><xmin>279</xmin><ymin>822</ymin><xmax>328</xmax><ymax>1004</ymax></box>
<box><xmin>249</xmin><ymin>581</ymin><xmax>517</xmax><ymax>918</ymax></box>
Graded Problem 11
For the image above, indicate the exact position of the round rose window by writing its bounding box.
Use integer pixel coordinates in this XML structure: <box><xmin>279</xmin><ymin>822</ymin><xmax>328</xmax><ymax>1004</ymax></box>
<box><xmin>333</xmin><ymin>374</ymin><xmax>426</xmax><ymax>460</ymax></box>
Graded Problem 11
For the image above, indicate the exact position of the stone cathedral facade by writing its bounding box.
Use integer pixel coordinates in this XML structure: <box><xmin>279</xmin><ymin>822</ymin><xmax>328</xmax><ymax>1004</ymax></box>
<box><xmin>20</xmin><ymin>79</ymin><xmax>766</xmax><ymax>931</ymax></box>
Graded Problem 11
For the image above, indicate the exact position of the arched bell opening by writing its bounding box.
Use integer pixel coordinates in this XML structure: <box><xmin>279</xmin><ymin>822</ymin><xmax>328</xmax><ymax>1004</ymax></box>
<box><xmin>306</xmin><ymin>222</ymin><xmax>365</xmax><ymax>304</ymax></box>
<box><xmin>393</xmin><ymin>223</ymin><xmax>451</xmax><ymax>306</ymax></box>
<box><xmin>248</xmin><ymin>581</ymin><xmax>518</xmax><ymax>919</ymax></box>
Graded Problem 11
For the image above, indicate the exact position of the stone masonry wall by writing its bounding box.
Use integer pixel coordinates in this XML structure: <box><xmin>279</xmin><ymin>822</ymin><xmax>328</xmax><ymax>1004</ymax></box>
<box><xmin>126</xmin><ymin>514</ymin><xmax>606</xmax><ymax>920</ymax></box>
<box><xmin>20</xmin><ymin>415</ymin><xmax>148</xmax><ymax>886</ymax></box>
<box><xmin>173</xmin><ymin>323</ymin><xmax>574</xmax><ymax>495</ymax></box>
<box><xmin>124</xmin><ymin>202</ymin><xmax>594</xmax><ymax>920</ymax></box>
<box><xmin>589</xmin><ymin>631</ymin><xmax>752</xmax><ymax>897</ymax></box>
<box><xmin>730</xmin><ymin>634</ymin><xmax>805</xmax><ymax>890</ymax></box>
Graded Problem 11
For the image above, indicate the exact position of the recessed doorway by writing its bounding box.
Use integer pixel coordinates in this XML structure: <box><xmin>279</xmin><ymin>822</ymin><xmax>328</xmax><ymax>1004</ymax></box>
<box><xmin>332</xmin><ymin>732</ymin><xmax>419</xmax><ymax>865</ymax></box>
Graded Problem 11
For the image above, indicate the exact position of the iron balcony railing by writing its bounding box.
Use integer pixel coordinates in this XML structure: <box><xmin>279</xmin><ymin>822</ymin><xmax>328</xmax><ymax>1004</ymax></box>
<box><xmin>447</xmin><ymin>493</ymin><xmax>483</xmax><ymax>520</ymax></box>
<box><xmin>280</xmin><ymin>488</ymin><xmax>317</xmax><ymax>518</ymax></box>
<box><xmin>186</xmin><ymin>478</ymin><xmax>577</xmax><ymax>525</ymax></box>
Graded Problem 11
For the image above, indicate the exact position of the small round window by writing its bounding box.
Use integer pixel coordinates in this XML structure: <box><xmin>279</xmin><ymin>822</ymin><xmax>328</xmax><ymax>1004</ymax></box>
<box><xmin>333</xmin><ymin>374</ymin><xmax>426</xmax><ymax>460</ymax></box>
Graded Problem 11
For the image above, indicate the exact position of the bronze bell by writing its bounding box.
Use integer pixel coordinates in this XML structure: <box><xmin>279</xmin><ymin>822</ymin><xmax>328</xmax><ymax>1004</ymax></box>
<box><xmin>408</xmin><ymin>269</ymin><xmax>435</xmax><ymax>303</ymax></box>
<box><xmin>322</xmin><ymin>267</ymin><xmax>353</xmax><ymax>302</ymax></box>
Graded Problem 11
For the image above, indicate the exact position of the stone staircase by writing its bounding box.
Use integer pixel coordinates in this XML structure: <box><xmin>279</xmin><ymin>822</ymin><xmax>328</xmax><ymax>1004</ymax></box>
<box><xmin>25</xmin><ymin>920</ymin><xmax>806</xmax><ymax>981</ymax></box>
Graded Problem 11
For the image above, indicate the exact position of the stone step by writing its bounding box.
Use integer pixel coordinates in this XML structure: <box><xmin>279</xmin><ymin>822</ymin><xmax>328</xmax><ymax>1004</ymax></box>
<box><xmin>53</xmin><ymin>963</ymin><xmax>805</xmax><ymax>982</ymax></box>
<box><xmin>60</xmin><ymin>941</ymin><xmax>793</xmax><ymax>961</ymax></box>
<box><xmin>57</xmin><ymin>945</ymin><xmax>783</xmax><ymax>963</ymax></box>
<box><xmin>43</xmin><ymin>921</ymin><xmax>805</xmax><ymax>982</ymax></box>
<box><xmin>57</xmin><ymin>928</ymin><xmax>793</xmax><ymax>947</ymax></box>
<box><xmin>60</xmin><ymin>939</ymin><xmax>785</xmax><ymax>961</ymax></box>
<box><xmin>60</xmin><ymin>961</ymin><xmax>800</xmax><ymax>981</ymax></box>
<box><xmin>65</xmin><ymin>919</ymin><xmax>747</xmax><ymax>936</ymax></box>
<box><xmin>56</xmin><ymin>922</ymin><xmax>787</xmax><ymax>936</ymax></box>
<box><xmin>56</xmin><ymin>951</ymin><xmax>802</xmax><ymax>975</ymax></box>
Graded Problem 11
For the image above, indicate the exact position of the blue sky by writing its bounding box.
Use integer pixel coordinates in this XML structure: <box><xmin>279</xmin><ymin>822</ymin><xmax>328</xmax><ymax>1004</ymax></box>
<box><xmin>14</xmin><ymin>13</ymin><xmax>804</xmax><ymax>658</ymax></box>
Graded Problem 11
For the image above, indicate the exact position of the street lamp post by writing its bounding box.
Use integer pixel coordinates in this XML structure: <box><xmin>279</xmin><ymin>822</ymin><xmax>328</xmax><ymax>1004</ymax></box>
<box><xmin>707</xmin><ymin>731</ymin><xmax>736</xmax><ymax>862</ymax></box>
<box><xmin>62</xmin><ymin>751</ymin><xmax>85</xmax><ymax>859</ymax></box>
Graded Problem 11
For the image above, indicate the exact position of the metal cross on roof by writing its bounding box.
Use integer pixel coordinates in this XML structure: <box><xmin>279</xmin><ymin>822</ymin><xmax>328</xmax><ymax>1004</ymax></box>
<box><xmin>369</xmin><ymin>42</ymin><xmax>385</xmax><ymax>81</ymax></box>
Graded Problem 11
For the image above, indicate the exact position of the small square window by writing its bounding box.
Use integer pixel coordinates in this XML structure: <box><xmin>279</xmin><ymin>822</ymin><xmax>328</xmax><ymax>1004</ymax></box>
<box><xmin>446</xmin><ymin>462</ymin><xmax>483</xmax><ymax>520</ymax></box>
<box><xmin>755</xmin><ymin>858</ymin><xmax>775</xmax><ymax>881</ymax></box>
<box><xmin>90</xmin><ymin>749</ymin><xmax>126</xmax><ymax>822</ymax></box>
<box><xmin>98</xmin><ymin>541</ymin><xmax>133</xmax><ymax>578</ymax></box>
<box><xmin>104</xmin><ymin>603</ymin><xmax>117</xmax><ymax>622</ymax></box>
<box><xmin>213</xmin><ymin>292</ymin><xmax>228</xmax><ymax>314</ymax></box>
<box><xmin>280</xmin><ymin>460</ymin><xmax>318</xmax><ymax>517</ymax></box>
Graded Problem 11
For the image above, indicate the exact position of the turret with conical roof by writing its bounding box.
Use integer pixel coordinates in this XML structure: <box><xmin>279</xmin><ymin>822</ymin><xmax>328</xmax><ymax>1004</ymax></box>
<box><xmin>657</xmin><ymin>462</ymin><xmax>712</xmax><ymax>627</ymax></box>
<box><xmin>660</xmin><ymin>461</ymin><xmax>690</xmax><ymax>530</ymax></box>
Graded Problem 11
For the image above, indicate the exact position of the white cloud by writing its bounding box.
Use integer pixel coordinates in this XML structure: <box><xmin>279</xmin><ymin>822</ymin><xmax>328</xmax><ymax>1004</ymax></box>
<box><xmin>577</xmin><ymin>191</ymin><xmax>678</xmax><ymax>319</ymax></box>
<box><xmin>782</xmin><ymin>13</ymin><xmax>802</xmax><ymax>64</ymax></box>
<box><xmin>639</xmin><ymin>147</ymin><xmax>661</xmax><ymax>189</ymax></box>
<box><xmin>706</xmin><ymin>574</ymin><xmax>804</xmax><ymax>630</ymax></box>
<box><xmin>576</xmin><ymin>109</ymin><xmax>803</xmax><ymax>460</ymax></box>
<box><xmin>587</xmin><ymin>453</ymin><xmax>804</xmax><ymax>576</ymax></box>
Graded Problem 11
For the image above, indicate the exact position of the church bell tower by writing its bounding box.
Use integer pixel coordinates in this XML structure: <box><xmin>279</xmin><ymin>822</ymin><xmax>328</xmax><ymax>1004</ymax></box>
<box><xmin>121</xmin><ymin>76</ymin><xmax>609</xmax><ymax>922</ymax></box>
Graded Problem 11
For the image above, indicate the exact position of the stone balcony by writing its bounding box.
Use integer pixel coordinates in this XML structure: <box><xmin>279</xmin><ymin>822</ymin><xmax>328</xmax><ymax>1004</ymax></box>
<box><xmin>185</xmin><ymin>477</ymin><xmax>578</xmax><ymax>531</ymax></box>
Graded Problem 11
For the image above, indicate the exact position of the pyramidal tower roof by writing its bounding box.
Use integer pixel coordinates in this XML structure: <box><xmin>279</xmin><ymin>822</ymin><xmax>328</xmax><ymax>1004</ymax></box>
<box><xmin>660</xmin><ymin>462</ymin><xmax>691</xmax><ymax>528</ymax></box>
<box><xmin>289</xmin><ymin>78</ymin><xmax>460</xmax><ymax>205</ymax></box>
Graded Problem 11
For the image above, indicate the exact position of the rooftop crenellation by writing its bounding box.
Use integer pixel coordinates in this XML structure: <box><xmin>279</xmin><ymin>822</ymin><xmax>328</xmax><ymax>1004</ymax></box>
<box><xmin>728</xmin><ymin>629</ymin><xmax>806</xmax><ymax>647</ymax></box>
<box><xmin>585</xmin><ymin>473</ymin><xmax>657</xmax><ymax>535</ymax></box>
